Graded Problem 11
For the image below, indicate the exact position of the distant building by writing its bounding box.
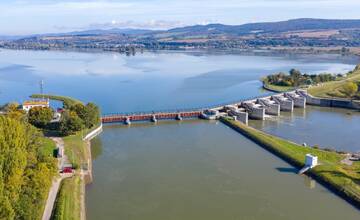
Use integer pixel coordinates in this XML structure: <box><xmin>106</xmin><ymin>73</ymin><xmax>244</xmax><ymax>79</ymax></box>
<box><xmin>22</xmin><ymin>99</ymin><xmax>49</xmax><ymax>112</ymax></box>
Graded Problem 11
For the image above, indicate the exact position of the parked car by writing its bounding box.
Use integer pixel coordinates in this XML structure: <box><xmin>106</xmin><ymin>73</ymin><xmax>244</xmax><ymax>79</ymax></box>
<box><xmin>61</xmin><ymin>167</ymin><xmax>73</xmax><ymax>173</ymax></box>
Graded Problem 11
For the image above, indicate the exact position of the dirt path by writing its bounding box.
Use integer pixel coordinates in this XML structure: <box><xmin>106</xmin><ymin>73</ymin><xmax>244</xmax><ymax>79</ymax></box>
<box><xmin>42</xmin><ymin>177</ymin><xmax>62</xmax><ymax>220</ymax></box>
<box><xmin>50</xmin><ymin>137</ymin><xmax>69</xmax><ymax>169</ymax></box>
<box><xmin>42</xmin><ymin>137</ymin><xmax>72</xmax><ymax>220</ymax></box>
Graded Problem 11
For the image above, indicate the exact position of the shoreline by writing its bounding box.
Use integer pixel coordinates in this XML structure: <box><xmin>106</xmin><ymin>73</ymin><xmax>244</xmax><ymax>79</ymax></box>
<box><xmin>1</xmin><ymin>46</ymin><xmax>360</xmax><ymax>57</ymax></box>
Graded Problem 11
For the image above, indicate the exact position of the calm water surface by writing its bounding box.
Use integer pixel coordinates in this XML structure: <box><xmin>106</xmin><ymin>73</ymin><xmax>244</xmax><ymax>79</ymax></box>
<box><xmin>0</xmin><ymin>49</ymin><xmax>358</xmax><ymax>113</ymax></box>
<box><xmin>249</xmin><ymin>105</ymin><xmax>360</xmax><ymax>152</ymax></box>
<box><xmin>87</xmin><ymin>121</ymin><xmax>360</xmax><ymax>219</ymax></box>
<box><xmin>0</xmin><ymin>49</ymin><xmax>359</xmax><ymax>218</ymax></box>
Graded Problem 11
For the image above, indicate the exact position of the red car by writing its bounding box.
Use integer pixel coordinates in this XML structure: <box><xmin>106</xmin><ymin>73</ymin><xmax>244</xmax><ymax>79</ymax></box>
<box><xmin>62</xmin><ymin>167</ymin><xmax>73</xmax><ymax>173</ymax></box>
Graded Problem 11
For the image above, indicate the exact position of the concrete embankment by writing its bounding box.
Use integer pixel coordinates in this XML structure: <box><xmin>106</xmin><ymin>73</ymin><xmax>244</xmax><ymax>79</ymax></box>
<box><xmin>304</xmin><ymin>92</ymin><xmax>360</xmax><ymax>110</ymax></box>
<box><xmin>220</xmin><ymin>117</ymin><xmax>360</xmax><ymax>209</ymax></box>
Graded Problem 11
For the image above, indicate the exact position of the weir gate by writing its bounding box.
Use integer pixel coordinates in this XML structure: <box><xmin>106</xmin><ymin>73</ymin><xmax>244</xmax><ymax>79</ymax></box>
<box><xmin>101</xmin><ymin>90</ymin><xmax>308</xmax><ymax>125</ymax></box>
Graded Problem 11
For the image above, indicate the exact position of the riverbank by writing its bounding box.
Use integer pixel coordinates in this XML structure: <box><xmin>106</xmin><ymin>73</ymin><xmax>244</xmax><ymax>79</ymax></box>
<box><xmin>51</xmin><ymin>124</ymin><xmax>102</xmax><ymax>220</ymax></box>
<box><xmin>262</xmin><ymin>82</ymin><xmax>295</xmax><ymax>92</ymax></box>
<box><xmin>220</xmin><ymin>117</ymin><xmax>360</xmax><ymax>209</ymax></box>
<box><xmin>307</xmin><ymin>65</ymin><xmax>360</xmax><ymax>99</ymax></box>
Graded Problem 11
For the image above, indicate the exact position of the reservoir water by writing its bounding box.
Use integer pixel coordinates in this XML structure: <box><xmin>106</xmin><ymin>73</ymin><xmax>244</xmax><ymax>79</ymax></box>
<box><xmin>0</xmin><ymin>49</ymin><xmax>359</xmax><ymax>218</ymax></box>
<box><xmin>250</xmin><ymin>106</ymin><xmax>360</xmax><ymax>153</ymax></box>
<box><xmin>87</xmin><ymin>121</ymin><xmax>360</xmax><ymax>219</ymax></box>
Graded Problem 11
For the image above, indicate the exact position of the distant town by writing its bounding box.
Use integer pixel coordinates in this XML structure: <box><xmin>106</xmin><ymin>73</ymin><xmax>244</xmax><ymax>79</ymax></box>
<box><xmin>1</xmin><ymin>18</ymin><xmax>360</xmax><ymax>55</ymax></box>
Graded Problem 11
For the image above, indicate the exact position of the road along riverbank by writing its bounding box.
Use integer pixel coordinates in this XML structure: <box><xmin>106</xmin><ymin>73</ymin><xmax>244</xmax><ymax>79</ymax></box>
<box><xmin>220</xmin><ymin>117</ymin><xmax>360</xmax><ymax>209</ymax></box>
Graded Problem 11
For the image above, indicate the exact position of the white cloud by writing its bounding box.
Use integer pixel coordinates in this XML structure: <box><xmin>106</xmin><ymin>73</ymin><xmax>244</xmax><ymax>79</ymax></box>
<box><xmin>1</xmin><ymin>0</ymin><xmax>360</xmax><ymax>34</ymax></box>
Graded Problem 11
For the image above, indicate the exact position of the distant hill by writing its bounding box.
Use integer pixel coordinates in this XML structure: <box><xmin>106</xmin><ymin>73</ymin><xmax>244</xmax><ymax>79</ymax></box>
<box><xmin>163</xmin><ymin>18</ymin><xmax>360</xmax><ymax>36</ymax></box>
<box><xmin>58</xmin><ymin>28</ymin><xmax>155</xmax><ymax>36</ymax></box>
<box><xmin>2</xmin><ymin>18</ymin><xmax>360</xmax><ymax>53</ymax></box>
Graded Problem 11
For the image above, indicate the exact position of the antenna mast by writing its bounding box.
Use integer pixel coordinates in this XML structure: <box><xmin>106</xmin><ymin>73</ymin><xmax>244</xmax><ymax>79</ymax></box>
<box><xmin>40</xmin><ymin>80</ymin><xmax>44</xmax><ymax>99</ymax></box>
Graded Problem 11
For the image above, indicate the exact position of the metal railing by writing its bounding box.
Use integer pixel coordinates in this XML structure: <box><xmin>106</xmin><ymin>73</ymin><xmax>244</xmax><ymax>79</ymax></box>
<box><xmin>102</xmin><ymin>93</ymin><xmax>276</xmax><ymax>118</ymax></box>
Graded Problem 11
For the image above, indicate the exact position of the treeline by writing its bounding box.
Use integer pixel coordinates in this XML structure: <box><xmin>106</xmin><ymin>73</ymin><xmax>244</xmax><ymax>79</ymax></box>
<box><xmin>3</xmin><ymin>97</ymin><xmax>100</xmax><ymax>136</ymax></box>
<box><xmin>27</xmin><ymin>102</ymin><xmax>100</xmax><ymax>136</ymax></box>
<box><xmin>0</xmin><ymin>115</ymin><xmax>57</xmax><ymax>219</ymax></box>
<box><xmin>264</xmin><ymin>69</ymin><xmax>339</xmax><ymax>87</ymax></box>
<box><xmin>59</xmin><ymin>102</ymin><xmax>100</xmax><ymax>136</ymax></box>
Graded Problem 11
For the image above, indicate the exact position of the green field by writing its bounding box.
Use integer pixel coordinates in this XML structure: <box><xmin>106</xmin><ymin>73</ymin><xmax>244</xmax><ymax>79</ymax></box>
<box><xmin>308</xmin><ymin>65</ymin><xmax>360</xmax><ymax>99</ymax></box>
<box><xmin>40</xmin><ymin>137</ymin><xmax>57</xmax><ymax>158</ymax></box>
<box><xmin>221</xmin><ymin>117</ymin><xmax>360</xmax><ymax>207</ymax></box>
<box><xmin>51</xmin><ymin>176</ymin><xmax>82</xmax><ymax>220</ymax></box>
<box><xmin>63</xmin><ymin>132</ymin><xmax>89</xmax><ymax>169</ymax></box>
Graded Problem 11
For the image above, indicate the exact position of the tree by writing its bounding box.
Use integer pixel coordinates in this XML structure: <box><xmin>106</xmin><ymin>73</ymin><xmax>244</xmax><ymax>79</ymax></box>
<box><xmin>341</xmin><ymin>82</ymin><xmax>358</xmax><ymax>98</ymax></box>
<box><xmin>28</xmin><ymin>107</ymin><xmax>53</xmax><ymax>128</ymax></box>
<box><xmin>59</xmin><ymin>111</ymin><xmax>84</xmax><ymax>136</ymax></box>
<box><xmin>2</xmin><ymin>102</ymin><xmax>26</xmax><ymax>121</ymax></box>
<box><xmin>0</xmin><ymin>116</ymin><xmax>56</xmax><ymax>220</ymax></box>
<box><xmin>85</xmin><ymin>103</ymin><xmax>100</xmax><ymax>128</ymax></box>
<box><xmin>70</xmin><ymin>102</ymin><xmax>100</xmax><ymax>128</ymax></box>
<box><xmin>289</xmin><ymin>69</ymin><xmax>302</xmax><ymax>86</ymax></box>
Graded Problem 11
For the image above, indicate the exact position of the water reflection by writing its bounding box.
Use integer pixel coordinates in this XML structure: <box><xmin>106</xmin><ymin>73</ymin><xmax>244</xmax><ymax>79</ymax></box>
<box><xmin>250</xmin><ymin>105</ymin><xmax>360</xmax><ymax>152</ymax></box>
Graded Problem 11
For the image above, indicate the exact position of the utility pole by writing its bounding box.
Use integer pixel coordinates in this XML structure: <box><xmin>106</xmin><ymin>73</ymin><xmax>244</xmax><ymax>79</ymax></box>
<box><xmin>40</xmin><ymin>80</ymin><xmax>44</xmax><ymax>99</ymax></box>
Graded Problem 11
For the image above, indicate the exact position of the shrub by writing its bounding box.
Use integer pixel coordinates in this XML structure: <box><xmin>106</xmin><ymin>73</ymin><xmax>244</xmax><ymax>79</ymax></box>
<box><xmin>341</xmin><ymin>82</ymin><xmax>358</xmax><ymax>98</ymax></box>
<box><xmin>28</xmin><ymin>107</ymin><xmax>53</xmax><ymax>128</ymax></box>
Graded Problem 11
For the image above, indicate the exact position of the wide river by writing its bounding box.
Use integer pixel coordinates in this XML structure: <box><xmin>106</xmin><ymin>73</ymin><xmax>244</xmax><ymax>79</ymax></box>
<box><xmin>0</xmin><ymin>49</ymin><xmax>359</xmax><ymax>218</ymax></box>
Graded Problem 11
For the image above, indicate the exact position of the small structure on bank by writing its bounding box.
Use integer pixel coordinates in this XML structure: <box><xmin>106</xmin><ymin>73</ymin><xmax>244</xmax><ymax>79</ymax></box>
<box><xmin>22</xmin><ymin>99</ymin><xmax>49</xmax><ymax>112</ymax></box>
<box><xmin>298</xmin><ymin>154</ymin><xmax>318</xmax><ymax>174</ymax></box>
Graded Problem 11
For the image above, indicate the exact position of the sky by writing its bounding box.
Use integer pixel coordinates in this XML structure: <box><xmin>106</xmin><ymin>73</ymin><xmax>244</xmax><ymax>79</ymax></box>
<box><xmin>0</xmin><ymin>0</ymin><xmax>360</xmax><ymax>35</ymax></box>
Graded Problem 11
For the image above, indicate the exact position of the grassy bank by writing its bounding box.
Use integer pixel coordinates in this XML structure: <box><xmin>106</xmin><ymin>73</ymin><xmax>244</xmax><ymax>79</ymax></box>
<box><xmin>308</xmin><ymin>65</ymin><xmax>360</xmax><ymax>99</ymax></box>
<box><xmin>51</xmin><ymin>176</ymin><xmax>82</xmax><ymax>220</ymax></box>
<box><xmin>63</xmin><ymin>131</ymin><xmax>89</xmax><ymax>169</ymax></box>
<box><xmin>220</xmin><ymin>117</ymin><xmax>360</xmax><ymax>208</ymax></box>
<box><xmin>262</xmin><ymin>81</ymin><xmax>295</xmax><ymax>92</ymax></box>
<box><xmin>31</xmin><ymin>94</ymin><xmax>83</xmax><ymax>108</ymax></box>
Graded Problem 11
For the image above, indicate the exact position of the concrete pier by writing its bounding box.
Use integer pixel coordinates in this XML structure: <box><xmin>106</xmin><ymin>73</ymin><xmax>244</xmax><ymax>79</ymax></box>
<box><xmin>201</xmin><ymin>109</ymin><xmax>221</xmax><ymax>120</ymax></box>
<box><xmin>151</xmin><ymin>115</ymin><xmax>157</xmax><ymax>122</ymax></box>
<box><xmin>176</xmin><ymin>114</ymin><xmax>182</xmax><ymax>120</ymax></box>
<box><xmin>285</xmin><ymin>92</ymin><xmax>306</xmax><ymax>108</ymax></box>
<box><xmin>124</xmin><ymin>117</ymin><xmax>131</xmax><ymax>125</ymax></box>
<box><xmin>272</xmin><ymin>95</ymin><xmax>294</xmax><ymax>112</ymax></box>
<box><xmin>228</xmin><ymin>108</ymin><xmax>249</xmax><ymax>125</ymax></box>
<box><xmin>242</xmin><ymin>102</ymin><xmax>266</xmax><ymax>120</ymax></box>
<box><xmin>257</xmin><ymin>98</ymin><xmax>281</xmax><ymax>116</ymax></box>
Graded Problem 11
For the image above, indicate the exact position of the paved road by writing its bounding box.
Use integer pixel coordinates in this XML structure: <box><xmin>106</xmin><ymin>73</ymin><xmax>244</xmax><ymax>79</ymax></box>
<box><xmin>42</xmin><ymin>137</ymin><xmax>72</xmax><ymax>220</ymax></box>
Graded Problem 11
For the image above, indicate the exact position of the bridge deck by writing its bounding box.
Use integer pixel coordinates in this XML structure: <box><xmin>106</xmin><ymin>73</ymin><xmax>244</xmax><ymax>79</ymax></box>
<box><xmin>102</xmin><ymin>111</ymin><xmax>202</xmax><ymax>123</ymax></box>
<box><xmin>100</xmin><ymin>92</ymin><xmax>301</xmax><ymax>124</ymax></box>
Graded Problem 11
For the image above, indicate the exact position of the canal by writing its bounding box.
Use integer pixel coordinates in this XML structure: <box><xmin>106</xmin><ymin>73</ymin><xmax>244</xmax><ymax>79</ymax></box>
<box><xmin>87</xmin><ymin>121</ymin><xmax>360</xmax><ymax>219</ymax></box>
<box><xmin>249</xmin><ymin>105</ymin><xmax>360</xmax><ymax>153</ymax></box>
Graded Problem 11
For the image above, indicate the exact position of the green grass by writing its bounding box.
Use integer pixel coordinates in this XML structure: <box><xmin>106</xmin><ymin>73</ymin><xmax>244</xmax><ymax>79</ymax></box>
<box><xmin>31</xmin><ymin>94</ymin><xmax>83</xmax><ymax>108</ymax></box>
<box><xmin>63</xmin><ymin>132</ymin><xmax>88</xmax><ymax>169</ymax></box>
<box><xmin>40</xmin><ymin>137</ymin><xmax>57</xmax><ymax>158</ymax></box>
<box><xmin>262</xmin><ymin>82</ymin><xmax>295</xmax><ymax>92</ymax></box>
<box><xmin>221</xmin><ymin>117</ymin><xmax>360</xmax><ymax>207</ymax></box>
<box><xmin>51</xmin><ymin>176</ymin><xmax>82</xmax><ymax>220</ymax></box>
<box><xmin>308</xmin><ymin>66</ymin><xmax>360</xmax><ymax>99</ymax></box>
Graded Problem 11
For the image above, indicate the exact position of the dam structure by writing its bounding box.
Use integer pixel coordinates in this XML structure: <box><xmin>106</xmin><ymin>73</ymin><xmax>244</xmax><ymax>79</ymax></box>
<box><xmin>101</xmin><ymin>90</ymin><xmax>307</xmax><ymax>125</ymax></box>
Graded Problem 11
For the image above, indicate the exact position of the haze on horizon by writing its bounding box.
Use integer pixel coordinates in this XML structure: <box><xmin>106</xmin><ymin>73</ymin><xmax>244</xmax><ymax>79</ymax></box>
<box><xmin>1</xmin><ymin>0</ymin><xmax>360</xmax><ymax>35</ymax></box>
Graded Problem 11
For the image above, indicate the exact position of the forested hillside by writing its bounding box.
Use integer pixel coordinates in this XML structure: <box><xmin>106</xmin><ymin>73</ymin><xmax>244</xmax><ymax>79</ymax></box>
<box><xmin>0</xmin><ymin>116</ymin><xmax>57</xmax><ymax>219</ymax></box>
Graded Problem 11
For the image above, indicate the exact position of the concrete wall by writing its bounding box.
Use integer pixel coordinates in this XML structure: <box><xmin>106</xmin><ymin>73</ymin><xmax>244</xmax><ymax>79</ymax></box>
<box><xmin>305</xmin><ymin>93</ymin><xmax>360</xmax><ymax>110</ymax></box>
<box><xmin>83</xmin><ymin>124</ymin><xmax>103</xmax><ymax>141</ymax></box>
<box><xmin>258</xmin><ymin>99</ymin><xmax>280</xmax><ymax>116</ymax></box>
<box><xmin>272</xmin><ymin>96</ymin><xmax>294</xmax><ymax>112</ymax></box>
<box><xmin>248</xmin><ymin>107</ymin><xmax>266</xmax><ymax>120</ymax></box>
<box><xmin>229</xmin><ymin>110</ymin><xmax>248</xmax><ymax>125</ymax></box>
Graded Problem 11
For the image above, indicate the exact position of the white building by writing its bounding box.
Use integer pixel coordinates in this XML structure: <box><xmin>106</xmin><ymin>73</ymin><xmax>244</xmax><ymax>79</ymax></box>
<box><xmin>22</xmin><ymin>99</ymin><xmax>50</xmax><ymax>112</ymax></box>
<box><xmin>305</xmin><ymin>154</ymin><xmax>318</xmax><ymax>168</ymax></box>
